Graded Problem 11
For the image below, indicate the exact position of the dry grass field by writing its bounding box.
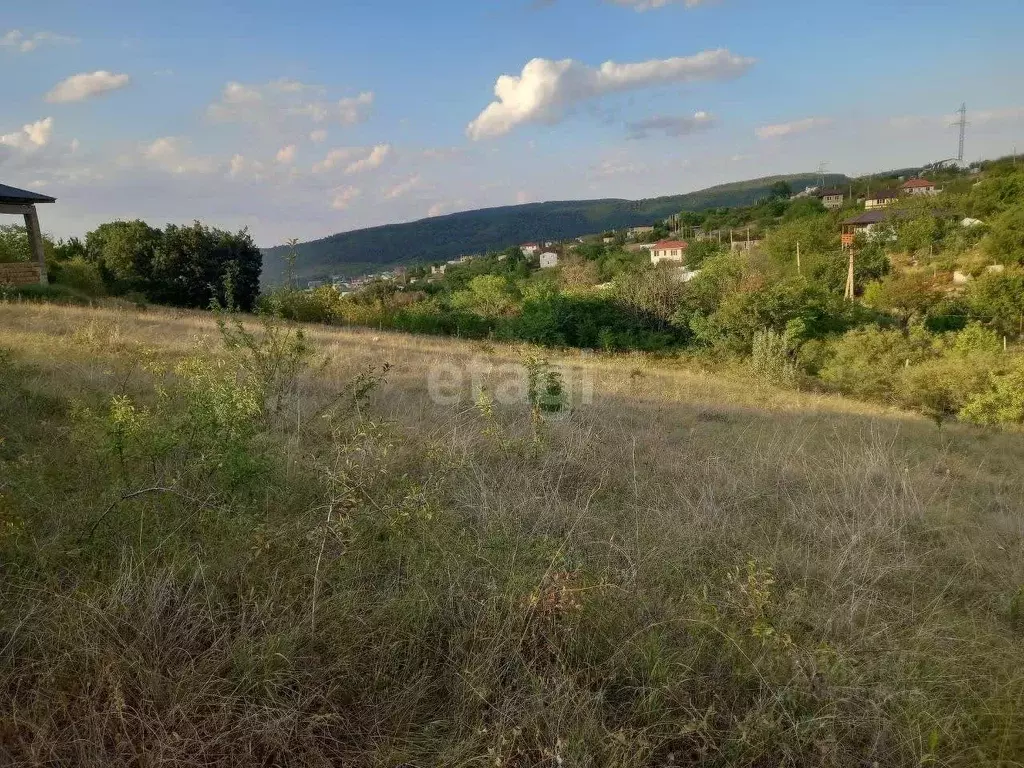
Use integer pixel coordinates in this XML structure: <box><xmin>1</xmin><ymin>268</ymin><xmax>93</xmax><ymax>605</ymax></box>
<box><xmin>1</xmin><ymin>301</ymin><xmax>1023</xmax><ymax>766</ymax></box>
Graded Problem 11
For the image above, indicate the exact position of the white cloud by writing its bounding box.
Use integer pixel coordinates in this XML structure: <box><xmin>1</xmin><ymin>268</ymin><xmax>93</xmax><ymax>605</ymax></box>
<box><xmin>1</xmin><ymin>29</ymin><xmax>77</xmax><ymax>53</ymax></box>
<box><xmin>516</xmin><ymin>190</ymin><xmax>531</xmax><ymax>204</ymax></box>
<box><xmin>310</xmin><ymin>129</ymin><xmax>328</xmax><ymax>143</ymax></box>
<box><xmin>46</xmin><ymin>71</ymin><xmax>130</xmax><ymax>103</ymax></box>
<box><xmin>383</xmin><ymin>174</ymin><xmax>421</xmax><ymax>199</ymax></box>
<box><xmin>756</xmin><ymin>116</ymin><xmax>833</xmax><ymax>139</ymax></box>
<box><xmin>228</xmin><ymin>153</ymin><xmax>266</xmax><ymax>179</ymax></box>
<box><xmin>345</xmin><ymin>143</ymin><xmax>392</xmax><ymax>175</ymax></box>
<box><xmin>590</xmin><ymin>158</ymin><xmax>650</xmax><ymax>178</ymax></box>
<box><xmin>467</xmin><ymin>49</ymin><xmax>754</xmax><ymax>139</ymax></box>
<box><xmin>208</xmin><ymin>79</ymin><xmax>374</xmax><ymax>128</ymax></box>
<box><xmin>331</xmin><ymin>185</ymin><xmax>361</xmax><ymax>210</ymax></box>
<box><xmin>0</xmin><ymin>117</ymin><xmax>54</xmax><ymax>150</ymax></box>
<box><xmin>312</xmin><ymin>147</ymin><xmax>356</xmax><ymax>174</ymax></box>
<box><xmin>608</xmin><ymin>0</ymin><xmax>713</xmax><ymax>9</ymax></box>
<box><xmin>627</xmin><ymin>110</ymin><xmax>715</xmax><ymax>139</ymax></box>
<box><xmin>276</xmin><ymin>144</ymin><xmax>297</xmax><ymax>164</ymax></box>
<box><xmin>140</xmin><ymin>136</ymin><xmax>217</xmax><ymax>175</ymax></box>
<box><xmin>427</xmin><ymin>202</ymin><xmax>448</xmax><ymax>217</ymax></box>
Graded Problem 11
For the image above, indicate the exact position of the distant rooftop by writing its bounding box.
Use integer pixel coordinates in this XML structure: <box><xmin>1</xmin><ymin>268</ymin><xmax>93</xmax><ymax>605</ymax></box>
<box><xmin>0</xmin><ymin>182</ymin><xmax>56</xmax><ymax>205</ymax></box>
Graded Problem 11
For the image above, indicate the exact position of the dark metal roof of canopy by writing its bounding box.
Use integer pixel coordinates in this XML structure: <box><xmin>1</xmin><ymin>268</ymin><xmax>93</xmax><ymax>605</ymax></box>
<box><xmin>0</xmin><ymin>182</ymin><xmax>57</xmax><ymax>205</ymax></box>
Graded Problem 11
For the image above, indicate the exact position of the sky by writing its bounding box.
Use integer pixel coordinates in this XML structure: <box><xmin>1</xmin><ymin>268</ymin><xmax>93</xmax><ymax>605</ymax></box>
<box><xmin>2</xmin><ymin>0</ymin><xmax>1023</xmax><ymax>247</ymax></box>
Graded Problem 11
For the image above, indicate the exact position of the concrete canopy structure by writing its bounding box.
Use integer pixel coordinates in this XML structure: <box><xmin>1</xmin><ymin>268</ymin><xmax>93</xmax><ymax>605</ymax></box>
<box><xmin>0</xmin><ymin>182</ymin><xmax>56</xmax><ymax>285</ymax></box>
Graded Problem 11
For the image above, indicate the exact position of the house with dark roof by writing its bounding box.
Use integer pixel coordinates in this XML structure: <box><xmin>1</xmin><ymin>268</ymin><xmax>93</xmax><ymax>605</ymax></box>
<box><xmin>864</xmin><ymin>189</ymin><xmax>900</xmax><ymax>210</ymax></box>
<box><xmin>841</xmin><ymin>211</ymin><xmax>890</xmax><ymax>247</ymax></box>
<box><xmin>817</xmin><ymin>188</ymin><xmax>845</xmax><ymax>210</ymax></box>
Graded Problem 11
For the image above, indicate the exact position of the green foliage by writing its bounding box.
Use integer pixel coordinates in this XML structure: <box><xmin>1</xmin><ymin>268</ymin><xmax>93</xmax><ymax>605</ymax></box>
<box><xmin>449</xmin><ymin>274</ymin><xmax>520</xmax><ymax>318</ymax></box>
<box><xmin>819</xmin><ymin>326</ymin><xmax>931</xmax><ymax>400</ymax></box>
<box><xmin>985</xmin><ymin>205</ymin><xmax>1024</xmax><ymax>262</ymax></box>
<box><xmin>750</xmin><ymin>328</ymin><xmax>797</xmax><ymax>386</ymax></box>
<box><xmin>960</xmin><ymin>360</ymin><xmax>1024</xmax><ymax>425</ymax></box>
<box><xmin>86</xmin><ymin>220</ymin><xmax>162</xmax><ymax>287</ymax></box>
<box><xmin>51</xmin><ymin>256</ymin><xmax>106</xmax><ymax>296</ymax></box>
<box><xmin>964</xmin><ymin>269</ymin><xmax>1024</xmax><ymax>337</ymax></box>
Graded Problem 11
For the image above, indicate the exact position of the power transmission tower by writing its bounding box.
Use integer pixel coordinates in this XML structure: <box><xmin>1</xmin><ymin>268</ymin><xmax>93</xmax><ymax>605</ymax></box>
<box><xmin>817</xmin><ymin>161</ymin><xmax>829</xmax><ymax>188</ymax></box>
<box><xmin>956</xmin><ymin>103</ymin><xmax>968</xmax><ymax>164</ymax></box>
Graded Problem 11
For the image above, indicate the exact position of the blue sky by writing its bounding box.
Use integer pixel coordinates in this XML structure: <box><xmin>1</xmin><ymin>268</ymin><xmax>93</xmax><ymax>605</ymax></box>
<box><xmin>2</xmin><ymin>0</ymin><xmax>1022</xmax><ymax>246</ymax></box>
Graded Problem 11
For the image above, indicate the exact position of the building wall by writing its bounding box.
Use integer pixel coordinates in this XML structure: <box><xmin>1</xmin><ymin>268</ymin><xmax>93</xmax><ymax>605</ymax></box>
<box><xmin>650</xmin><ymin>248</ymin><xmax>685</xmax><ymax>265</ymax></box>
<box><xmin>865</xmin><ymin>197</ymin><xmax>897</xmax><ymax>210</ymax></box>
<box><xmin>539</xmin><ymin>252</ymin><xmax>559</xmax><ymax>269</ymax></box>
<box><xmin>0</xmin><ymin>262</ymin><xmax>42</xmax><ymax>286</ymax></box>
<box><xmin>822</xmin><ymin>195</ymin><xmax>843</xmax><ymax>210</ymax></box>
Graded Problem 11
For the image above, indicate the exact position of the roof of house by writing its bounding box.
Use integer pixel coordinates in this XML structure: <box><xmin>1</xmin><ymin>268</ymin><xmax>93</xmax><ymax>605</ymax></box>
<box><xmin>843</xmin><ymin>211</ymin><xmax>890</xmax><ymax>225</ymax></box>
<box><xmin>652</xmin><ymin>240</ymin><xmax>688</xmax><ymax>249</ymax></box>
<box><xmin>818</xmin><ymin>188</ymin><xmax>844</xmax><ymax>197</ymax></box>
<box><xmin>902</xmin><ymin>178</ymin><xmax>935</xmax><ymax>189</ymax></box>
<box><xmin>867</xmin><ymin>189</ymin><xmax>900</xmax><ymax>200</ymax></box>
<box><xmin>0</xmin><ymin>182</ymin><xmax>56</xmax><ymax>205</ymax></box>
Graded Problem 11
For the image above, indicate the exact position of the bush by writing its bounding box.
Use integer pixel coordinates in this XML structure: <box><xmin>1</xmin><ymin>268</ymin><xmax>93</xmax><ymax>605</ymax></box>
<box><xmin>51</xmin><ymin>256</ymin><xmax>106</xmax><ymax>296</ymax></box>
<box><xmin>960</xmin><ymin>360</ymin><xmax>1024</xmax><ymax>425</ymax></box>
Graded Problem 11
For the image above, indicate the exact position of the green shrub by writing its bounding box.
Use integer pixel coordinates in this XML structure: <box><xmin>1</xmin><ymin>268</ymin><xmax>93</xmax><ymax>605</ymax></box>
<box><xmin>960</xmin><ymin>360</ymin><xmax>1024</xmax><ymax>426</ymax></box>
<box><xmin>51</xmin><ymin>256</ymin><xmax>106</xmax><ymax>296</ymax></box>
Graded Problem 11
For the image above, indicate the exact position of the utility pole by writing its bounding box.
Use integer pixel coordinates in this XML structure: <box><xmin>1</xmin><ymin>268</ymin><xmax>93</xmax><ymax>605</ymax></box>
<box><xmin>844</xmin><ymin>250</ymin><xmax>855</xmax><ymax>301</ymax></box>
<box><xmin>796</xmin><ymin>241</ymin><xmax>801</xmax><ymax>275</ymax></box>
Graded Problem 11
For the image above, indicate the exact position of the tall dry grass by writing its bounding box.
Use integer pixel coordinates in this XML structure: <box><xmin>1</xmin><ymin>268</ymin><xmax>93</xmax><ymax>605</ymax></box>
<box><xmin>1</xmin><ymin>302</ymin><xmax>1022</xmax><ymax>766</ymax></box>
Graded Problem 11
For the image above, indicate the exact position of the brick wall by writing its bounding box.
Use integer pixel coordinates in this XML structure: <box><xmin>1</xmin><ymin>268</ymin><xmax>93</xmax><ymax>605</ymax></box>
<box><xmin>0</xmin><ymin>262</ymin><xmax>42</xmax><ymax>286</ymax></box>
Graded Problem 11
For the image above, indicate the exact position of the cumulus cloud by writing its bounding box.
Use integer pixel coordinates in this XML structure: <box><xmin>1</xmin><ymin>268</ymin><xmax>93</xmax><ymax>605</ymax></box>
<box><xmin>228</xmin><ymin>153</ymin><xmax>266</xmax><ymax>179</ymax></box>
<box><xmin>140</xmin><ymin>136</ymin><xmax>217</xmax><ymax>175</ymax></box>
<box><xmin>626</xmin><ymin>110</ymin><xmax>715</xmax><ymax>139</ymax></box>
<box><xmin>208</xmin><ymin>79</ymin><xmax>374</xmax><ymax>128</ymax></box>
<box><xmin>1</xmin><ymin>29</ymin><xmax>77</xmax><ymax>53</ymax></box>
<box><xmin>331</xmin><ymin>185</ymin><xmax>361</xmax><ymax>210</ymax></box>
<box><xmin>467</xmin><ymin>49</ymin><xmax>753</xmax><ymax>139</ymax></box>
<box><xmin>276</xmin><ymin>144</ymin><xmax>297</xmax><ymax>164</ymax></box>
<box><xmin>0</xmin><ymin>117</ymin><xmax>54</xmax><ymax>150</ymax></box>
<box><xmin>383</xmin><ymin>174</ymin><xmax>421</xmax><ymax>199</ymax></box>
<box><xmin>427</xmin><ymin>202</ymin><xmax>448</xmax><ymax>217</ymax></box>
<box><xmin>312</xmin><ymin>148</ymin><xmax>355</xmax><ymax>173</ymax></box>
<box><xmin>46</xmin><ymin>71</ymin><xmax>130</xmax><ymax>103</ymax></box>
<box><xmin>344</xmin><ymin>144</ymin><xmax>392</xmax><ymax>174</ymax></box>
<box><xmin>756</xmin><ymin>116</ymin><xmax>833</xmax><ymax>139</ymax></box>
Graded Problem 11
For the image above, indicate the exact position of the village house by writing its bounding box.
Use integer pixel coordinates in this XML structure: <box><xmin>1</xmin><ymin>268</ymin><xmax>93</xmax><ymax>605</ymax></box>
<box><xmin>841</xmin><ymin>211</ymin><xmax>889</xmax><ymax>247</ymax></box>
<box><xmin>627</xmin><ymin>225</ymin><xmax>655</xmax><ymax>239</ymax></box>
<box><xmin>902</xmin><ymin>178</ymin><xmax>939</xmax><ymax>196</ymax></box>
<box><xmin>817</xmin><ymin>188</ymin><xmax>845</xmax><ymax>210</ymax></box>
<box><xmin>521</xmin><ymin>243</ymin><xmax>540</xmax><ymax>256</ymax></box>
<box><xmin>539</xmin><ymin>251</ymin><xmax>559</xmax><ymax>269</ymax></box>
<box><xmin>649</xmin><ymin>239</ymin><xmax>688</xmax><ymax>265</ymax></box>
<box><xmin>864</xmin><ymin>190</ymin><xmax>900</xmax><ymax>210</ymax></box>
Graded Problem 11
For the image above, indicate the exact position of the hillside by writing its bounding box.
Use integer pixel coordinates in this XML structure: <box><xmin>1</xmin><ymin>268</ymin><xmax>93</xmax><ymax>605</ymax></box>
<box><xmin>3</xmin><ymin>302</ymin><xmax>1022</xmax><ymax>765</ymax></box>
<box><xmin>262</xmin><ymin>172</ymin><xmax>849</xmax><ymax>283</ymax></box>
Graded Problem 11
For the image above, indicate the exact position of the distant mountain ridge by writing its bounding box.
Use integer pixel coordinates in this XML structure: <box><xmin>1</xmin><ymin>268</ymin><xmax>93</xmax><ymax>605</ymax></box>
<box><xmin>262</xmin><ymin>172</ymin><xmax>850</xmax><ymax>283</ymax></box>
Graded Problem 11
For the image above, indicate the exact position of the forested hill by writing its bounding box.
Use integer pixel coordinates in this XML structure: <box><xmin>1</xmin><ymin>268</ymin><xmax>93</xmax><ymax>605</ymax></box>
<box><xmin>262</xmin><ymin>172</ymin><xmax>849</xmax><ymax>283</ymax></box>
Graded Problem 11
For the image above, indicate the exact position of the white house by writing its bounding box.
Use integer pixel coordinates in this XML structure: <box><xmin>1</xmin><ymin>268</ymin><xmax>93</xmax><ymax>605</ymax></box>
<box><xmin>865</xmin><ymin>190</ymin><xmax>900</xmax><ymax>210</ymax></box>
<box><xmin>539</xmin><ymin>251</ymin><xmax>559</xmax><ymax>269</ymax></box>
<box><xmin>649</xmin><ymin>240</ymin><xmax>688</xmax><ymax>265</ymax></box>
<box><xmin>521</xmin><ymin>243</ymin><xmax>540</xmax><ymax>256</ymax></box>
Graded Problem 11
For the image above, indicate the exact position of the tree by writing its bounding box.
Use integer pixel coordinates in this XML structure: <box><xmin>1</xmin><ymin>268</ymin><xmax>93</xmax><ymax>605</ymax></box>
<box><xmin>964</xmin><ymin>269</ymin><xmax>1024</xmax><ymax>337</ymax></box>
<box><xmin>85</xmin><ymin>220</ymin><xmax>162</xmax><ymax>289</ymax></box>
<box><xmin>449</xmin><ymin>275</ymin><xmax>520</xmax><ymax>318</ymax></box>
<box><xmin>769</xmin><ymin>180</ymin><xmax>792</xmax><ymax>199</ymax></box>
<box><xmin>559</xmin><ymin>257</ymin><xmax>599</xmax><ymax>290</ymax></box>
<box><xmin>148</xmin><ymin>222</ymin><xmax>262</xmax><ymax>311</ymax></box>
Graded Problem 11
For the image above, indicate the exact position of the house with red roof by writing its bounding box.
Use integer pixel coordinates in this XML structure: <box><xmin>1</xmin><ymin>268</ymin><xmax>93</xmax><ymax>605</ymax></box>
<box><xmin>901</xmin><ymin>178</ymin><xmax>940</xmax><ymax>196</ymax></box>
<box><xmin>649</xmin><ymin>240</ymin><xmax>688</xmax><ymax>265</ymax></box>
